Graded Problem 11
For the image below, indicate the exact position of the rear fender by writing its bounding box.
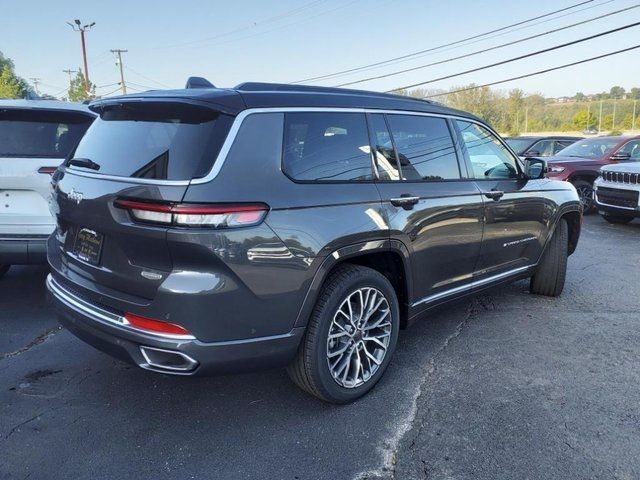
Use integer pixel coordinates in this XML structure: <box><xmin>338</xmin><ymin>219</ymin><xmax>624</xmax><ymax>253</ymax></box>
<box><xmin>293</xmin><ymin>239</ymin><xmax>413</xmax><ymax>328</ymax></box>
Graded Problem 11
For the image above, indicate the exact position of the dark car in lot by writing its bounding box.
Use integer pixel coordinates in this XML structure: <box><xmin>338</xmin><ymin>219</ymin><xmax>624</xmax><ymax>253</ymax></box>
<box><xmin>504</xmin><ymin>135</ymin><xmax>582</xmax><ymax>158</ymax></box>
<box><xmin>545</xmin><ymin>135</ymin><xmax>640</xmax><ymax>211</ymax></box>
<box><xmin>46</xmin><ymin>80</ymin><xmax>582</xmax><ymax>403</ymax></box>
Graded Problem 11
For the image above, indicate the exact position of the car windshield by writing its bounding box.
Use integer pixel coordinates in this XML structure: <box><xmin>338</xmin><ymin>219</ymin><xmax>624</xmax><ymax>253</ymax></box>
<box><xmin>505</xmin><ymin>138</ymin><xmax>534</xmax><ymax>155</ymax></box>
<box><xmin>555</xmin><ymin>138</ymin><xmax>620</xmax><ymax>159</ymax></box>
<box><xmin>0</xmin><ymin>108</ymin><xmax>93</xmax><ymax>158</ymax></box>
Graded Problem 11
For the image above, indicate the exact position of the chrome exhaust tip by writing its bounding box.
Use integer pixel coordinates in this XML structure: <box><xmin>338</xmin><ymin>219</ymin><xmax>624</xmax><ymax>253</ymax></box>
<box><xmin>139</xmin><ymin>346</ymin><xmax>198</xmax><ymax>374</ymax></box>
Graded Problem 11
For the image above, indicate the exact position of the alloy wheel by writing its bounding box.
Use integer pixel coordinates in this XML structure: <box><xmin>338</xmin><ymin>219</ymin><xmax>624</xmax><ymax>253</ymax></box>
<box><xmin>326</xmin><ymin>287</ymin><xmax>392</xmax><ymax>389</ymax></box>
<box><xmin>576</xmin><ymin>185</ymin><xmax>593</xmax><ymax>211</ymax></box>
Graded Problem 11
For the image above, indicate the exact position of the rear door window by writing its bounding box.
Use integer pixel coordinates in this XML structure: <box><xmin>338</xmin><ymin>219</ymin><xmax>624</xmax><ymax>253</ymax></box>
<box><xmin>0</xmin><ymin>108</ymin><xmax>93</xmax><ymax>158</ymax></box>
<box><xmin>282</xmin><ymin>112</ymin><xmax>374</xmax><ymax>182</ymax></box>
<box><xmin>70</xmin><ymin>102</ymin><xmax>233</xmax><ymax>180</ymax></box>
<box><xmin>385</xmin><ymin>114</ymin><xmax>460</xmax><ymax>181</ymax></box>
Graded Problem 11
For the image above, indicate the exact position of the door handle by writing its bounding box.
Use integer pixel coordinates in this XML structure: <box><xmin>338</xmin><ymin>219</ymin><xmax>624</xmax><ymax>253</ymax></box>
<box><xmin>390</xmin><ymin>195</ymin><xmax>420</xmax><ymax>210</ymax></box>
<box><xmin>483</xmin><ymin>190</ymin><xmax>504</xmax><ymax>201</ymax></box>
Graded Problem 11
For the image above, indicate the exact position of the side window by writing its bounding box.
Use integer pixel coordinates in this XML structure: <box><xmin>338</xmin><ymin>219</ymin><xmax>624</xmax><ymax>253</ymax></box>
<box><xmin>530</xmin><ymin>139</ymin><xmax>554</xmax><ymax>156</ymax></box>
<box><xmin>616</xmin><ymin>140</ymin><xmax>640</xmax><ymax>160</ymax></box>
<box><xmin>554</xmin><ymin>140</ymin><xmax>574</xmax><ymax>154</ymax></box>
<box><xmin>385</xmin><ymin>114</ymin><xmax>460</xmax><ymax>181</ymax></box>
<box><xmin>282</xmin><ymin>112</ymin><xmax>373</xmax><ymax>182</ymax></box>
<box><xmin>456</xmin><ymin>121</ymin><xmax>519</xmax><ymax>180</ymax></box>
<box><xmin>367</xmin><ymin>114</ymin><xmax>400</xmax><ymax>181</ymax></box>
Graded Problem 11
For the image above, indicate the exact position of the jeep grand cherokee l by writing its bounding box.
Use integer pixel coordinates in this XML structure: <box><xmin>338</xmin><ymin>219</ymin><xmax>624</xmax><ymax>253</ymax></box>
<box><xmin>46</xmin><ymin>80</ymin><xmax>582</xmax><ymax>403</ymax></box>
<box><xmin>545</xmin><ymin>135</ymin><xmax>640</xmax><ymax>211</ymax></box>
<box><xmin>0</xmin><ymin>100</ymin><xmax>94</xmax><ymax>277</ymax></box>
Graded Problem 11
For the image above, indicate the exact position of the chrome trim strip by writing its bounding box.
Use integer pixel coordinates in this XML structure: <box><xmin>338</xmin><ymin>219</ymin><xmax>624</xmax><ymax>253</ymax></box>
<box><xmin>65</xmin><ymin>106</ymin><xmax>503</xmax><ymax>186</ymax></box>
<box><xmin>139</xmin><ymin>346</ymin><xmax>198</xmax><ymax>372</ymax></box>
<box><xmin>46</xmin><ymin>274</ymin><xmax>196</xmax><ymax>340</ymax></box>
<box><xmin>412</xmin><ymin>265</ymin><xmax>531</xmax><ymax>307</ymax></box>
<box><xmin>595</xmin><ymin>199</ymin><xmax>638</xmax><ymax>211</ymax></box>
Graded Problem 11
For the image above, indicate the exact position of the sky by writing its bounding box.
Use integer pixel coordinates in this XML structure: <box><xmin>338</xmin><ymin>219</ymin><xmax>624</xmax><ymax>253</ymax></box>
<box><xmin>3</xmin><ymin>0</ymin><xmax>640</xmax><ymax>99</ymax></box>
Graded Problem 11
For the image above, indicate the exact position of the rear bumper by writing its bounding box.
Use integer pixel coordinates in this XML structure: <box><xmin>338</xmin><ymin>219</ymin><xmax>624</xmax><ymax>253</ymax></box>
<box><xmin>47</xmin><ymin>274</ymin><xmax>305</xmax><ymax>375</ymax></box>
<box><xmin>0</xmin><ymin>235</ymin><xmax>49</xmax><ymax>264</ymax></box>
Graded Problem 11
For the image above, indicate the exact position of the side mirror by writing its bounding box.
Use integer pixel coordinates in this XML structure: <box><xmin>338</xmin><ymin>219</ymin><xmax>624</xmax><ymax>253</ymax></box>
<box><xmin>611</xmin><ymin>152</ymin><xmax>631</xmax><ymax>161</ymax></box>
<box><xmin>523</xmin><ymin>150</ymin><xmax>540</xmax><ymax>157</ymax></box>
<box><xmin>524</xmin><ymin>158</ymin><xmax>546</xmax><ymax>179</ymax></box>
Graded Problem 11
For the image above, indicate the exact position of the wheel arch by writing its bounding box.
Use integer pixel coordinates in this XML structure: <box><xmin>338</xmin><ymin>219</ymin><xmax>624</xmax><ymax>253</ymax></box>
<box><xmin>294</xmin><ymin>240</ymin><xmax>412</xmax><ymax>329</ymax></box>
<box><xmin>538</xmin><ymin>203</ymin><xmax>581</xmax><ymax>262</ymax></box>
<box><xmin>567</xmin><ymin>171</ymin><xmax>598</xmax><ymax>184</ymax></box>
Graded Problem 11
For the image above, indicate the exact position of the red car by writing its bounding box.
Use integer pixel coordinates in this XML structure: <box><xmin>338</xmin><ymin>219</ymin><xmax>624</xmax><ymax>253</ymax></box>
<box><xmin>545</xmin><ymin>135</ymin><xmax>640</xmax><ymax>211</ymax></box>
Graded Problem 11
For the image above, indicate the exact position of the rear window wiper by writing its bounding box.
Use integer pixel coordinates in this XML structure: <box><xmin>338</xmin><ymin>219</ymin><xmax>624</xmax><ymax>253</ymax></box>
<box><xmin>68</xmin><ymin>157</ymin><xmax>100</xmax><ymax>170</ymax></box>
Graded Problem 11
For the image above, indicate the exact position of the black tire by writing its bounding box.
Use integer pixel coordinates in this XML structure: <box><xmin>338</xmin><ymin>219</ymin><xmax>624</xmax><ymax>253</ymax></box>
<box><xmin>602</xmin><ymin>214</ymin><xmax>633</xmax><ymax>225</ymax></box>
<box><xmin>0</xmin><ymin>264</ymin><xmax>10</xmax><ymax>279</ymax></box>
<box><xmin>287</xmin><ymin>264</ymin><xmax>400</xmax><ymax>404</ymax></box>
<box><xmin>530</xmin><ymin>219</ymin><xmax>568</xmax><ymax>297</ymax></box>
<box><xmin>571</xmin><ymin>179</ymin><xmax>594</xmax><ymax>213</ymax></box>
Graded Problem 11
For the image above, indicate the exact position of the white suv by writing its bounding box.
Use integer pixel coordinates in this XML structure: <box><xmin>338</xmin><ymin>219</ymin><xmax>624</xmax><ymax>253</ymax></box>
<box><xmin>595</xmin><ymin>159</ymin><xmax>640</xmax><ymax>225</ymax></box>
<box><xmin>0</xmin><ymin>100</ymin><xmax>95</xmax><ymax>277</ymax></box>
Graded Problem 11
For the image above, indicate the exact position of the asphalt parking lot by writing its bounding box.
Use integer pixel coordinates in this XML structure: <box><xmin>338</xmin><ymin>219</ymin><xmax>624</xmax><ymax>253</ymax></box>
<box><xmin>1</xmin><ymin>215</ymin><xmax>639</xmax><ymax>480</ymax></box>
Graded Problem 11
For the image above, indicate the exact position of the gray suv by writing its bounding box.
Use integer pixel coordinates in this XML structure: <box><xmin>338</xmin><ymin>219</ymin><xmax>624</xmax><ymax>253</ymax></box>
<box><xmin>47</xmin><ymin>81</ymin><xmax>582</xmax><ymax>403</ymax></box>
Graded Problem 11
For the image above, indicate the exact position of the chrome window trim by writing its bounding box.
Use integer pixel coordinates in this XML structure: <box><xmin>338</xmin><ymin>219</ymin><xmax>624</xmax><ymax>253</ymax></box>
<box><xmin>412</xmin><ymin>265</ymin><xmax>531</xmax><ymax>307</ymax></box>
<box><xmin>63</xmin><ymin>106</ymin><xmax>505</xmax><ymax>186</ymax></box>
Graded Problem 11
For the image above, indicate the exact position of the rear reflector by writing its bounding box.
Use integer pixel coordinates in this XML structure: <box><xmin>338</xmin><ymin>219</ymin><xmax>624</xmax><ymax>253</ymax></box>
<box><xmin>124</xmin><ymin>312</ymin><xmax>194</xmax><ymax>338</ymax></box>
<box><xmin>114</xmin><ymin>199</ymin><xmax>268</xmax><ymax>228</ymax></box>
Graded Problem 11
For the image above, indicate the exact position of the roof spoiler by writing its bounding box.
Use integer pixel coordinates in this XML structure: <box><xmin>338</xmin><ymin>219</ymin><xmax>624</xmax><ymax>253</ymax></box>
<box><xmin>185</xmin><ymin>77</ymin><xmax>215</xmax><ymax>89</ymax></box>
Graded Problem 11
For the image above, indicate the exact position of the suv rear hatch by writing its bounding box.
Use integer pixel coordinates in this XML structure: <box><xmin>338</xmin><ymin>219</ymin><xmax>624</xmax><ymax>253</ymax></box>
<box><xmin>0</xmin><ymin>107</ymin><xmax>93</xmax><ymax>233</ymax></box>
<box><xmin>49</xmin><ymin>99</ymin><xmax>236</xmax><ymax>301</ymax></box>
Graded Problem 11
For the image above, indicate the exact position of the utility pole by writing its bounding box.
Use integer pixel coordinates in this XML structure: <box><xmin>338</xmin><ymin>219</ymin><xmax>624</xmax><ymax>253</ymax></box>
<box><xmin>633</xmin><ymin>99</ymin><xmax>637</xmax><ymax>132</ymax></box>
<box><xmin>586</xmin><ymin>103</ymin><xmax>590</xmax><ymax>131</ymax></box>
<box><xmin>29</xmin><ymin>78</ymin><xmax>41</xmax><ymax>95</ymax></box>
<box><xmin>111</xmin><ymin>49</ymin><xmax>128</xmax><ymax>95</ymax></box>
<box><xmin>62</xmin><ymin>69</ymin><xmax>77</xmax><ymax>88</ymax></box>
<box><xmin>524</xmin><ymin>107</ymin><xmax>529</xmax><ymax>134</ymax></box>
<box><xmin>612</xmin><ymin>98</ymin><xmax>617</xmax><ymax>131</ymax></box>
<box><xmin>67</xmin><ymin>19</ymin><xmax>95</xmax><ymax>94</ymax></box>
<box><xmin>598</xmin><ymin>99</ymin><xmax>603</xmax><ymax>132</ymax></box>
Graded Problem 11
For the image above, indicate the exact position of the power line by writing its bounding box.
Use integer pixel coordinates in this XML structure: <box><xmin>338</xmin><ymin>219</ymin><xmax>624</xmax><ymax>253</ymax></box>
<box><xmin>123</xmin><ymin>65</ymin><xmax>171</xmax><ymax>89</ymax></box>
<box><xmin>422</xmin><ymin>44</ymin><xmax>640</xmax><ymax>99</ymax></box>
<box><xmin>387</xmin><ymin>20</ymin><xmax>640</xmax><ymax>92</ymax></box>
<box><xmin>157</xmin><ymin>0</ymin><xmax>362</xmax><ymax>50</ymax></box>
<box><xmin>292</xmin><ymin>0</ymin><xmax>600</xmax><ymax>84</ymax></box>
<box><xmin>157</xmin><ymin>0</ymin><xmax>329</xmax><ymax>49</ymax></box>
<box><xmin>335</xmin><ymin>4</ymin><xmax>640</xmax><ymax>87</ymax></box>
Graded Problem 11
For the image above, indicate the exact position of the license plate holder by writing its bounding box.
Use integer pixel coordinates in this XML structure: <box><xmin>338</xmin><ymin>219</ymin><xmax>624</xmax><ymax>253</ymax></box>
<box><xmin>73</xmin><ymin>228</ymin><xmax>104</xmax><ymax>265</ymax></box>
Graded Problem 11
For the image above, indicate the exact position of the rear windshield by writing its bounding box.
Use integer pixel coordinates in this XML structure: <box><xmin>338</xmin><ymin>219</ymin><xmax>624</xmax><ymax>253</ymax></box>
<box><xmin>70</xmin><ymin>102</ymin><xmax>233</xmax><ymax>180</ymax></box>
<box><xmin>0</xmin><ymin>108</ymin><xmax>93</xmax><ymax>158</ymax></box>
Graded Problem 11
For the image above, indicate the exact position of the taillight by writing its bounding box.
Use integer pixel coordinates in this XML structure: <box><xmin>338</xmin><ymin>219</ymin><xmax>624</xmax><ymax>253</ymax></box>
<box><xmin>38</xmin><ymin>167</ymin><xmax>58</xmax><ymax>175</ymax></box>
<box><xmin>124</xmin><ymin>312</ymin><xmax>194</xmax><ymax>338</ymax></box>
<box><xmin>114</xmin><ymin>199</ymin><xmax>268</xmax><ymax>228</ymax></box>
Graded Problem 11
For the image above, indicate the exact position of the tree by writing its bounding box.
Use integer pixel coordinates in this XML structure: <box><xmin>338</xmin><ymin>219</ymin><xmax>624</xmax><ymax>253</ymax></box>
<box><xmin>573</xmin><ymin>109</ymin><xmax>597</xmax><ymax>129</ymax></box>
<box><xmin>68</xmin><ymin>69</ymin><xmax>94</xmax><ymax>102</ymax></box>
<box><xmin>0</xmin><ymin>66</ymin><xmax>21</xmax><ymax>98</ymax></box>
<box><xmin>609</xmin><ymin>86</ymin><xmax>626</xmax><ymax>99</ymax></box>
<box><xmin>575</xmin><ymin>92</ymin><xmax>586</xmax><ymax>102</ymax></box>
<box><xmin>0</xmin><ymin>51</ymin><xmax>29</xmax><ymax>98</ymax></box>
<box><xmin>629</xmin><ymin>87</ymin><xmax>640</xmax><ymax>100</ymax></box>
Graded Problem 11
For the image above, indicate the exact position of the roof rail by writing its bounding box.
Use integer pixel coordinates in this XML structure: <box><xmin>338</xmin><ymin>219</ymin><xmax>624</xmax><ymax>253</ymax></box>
<box><xmin>185</xmin><ymin>77</ymin><xmax>216</xmax><ymax>89</ymax></box>
<box><xmin>234</xmin><ymin>82</ymin><xmax>432</xmax><ymax>103</ymax></box>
